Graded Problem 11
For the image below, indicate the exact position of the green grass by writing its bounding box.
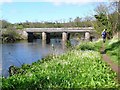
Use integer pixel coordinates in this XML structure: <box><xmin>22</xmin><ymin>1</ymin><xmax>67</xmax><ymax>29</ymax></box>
<box><xmin>105</xmin><ymin>35</ymin><xmax>120</xmax><ymax>66</ymax></box>
<box><xmin>2</xmin><ymin>50</ymin><xmax>119</xmax><ymax>89</ymax></box>
<box><xmin>76</xmin><ymin>39</ymin><xmax>102</xmax><ymax>51</ymax></box>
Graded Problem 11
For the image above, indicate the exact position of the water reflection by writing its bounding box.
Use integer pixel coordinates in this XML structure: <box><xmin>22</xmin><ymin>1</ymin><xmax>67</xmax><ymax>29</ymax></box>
<box><xmin>2</xmin><ymin>39</ymin><xmax>79</xmax><ymax>77</ymax></box>
<box><xmin>62</xmin><ymin>40</ymin><xmax>66</xmax><ymax>50</ymax></box>
<box><xmin>42</xmin><ymin>40</ymin><xmax>46</xmax><ymax>48</ymax></box>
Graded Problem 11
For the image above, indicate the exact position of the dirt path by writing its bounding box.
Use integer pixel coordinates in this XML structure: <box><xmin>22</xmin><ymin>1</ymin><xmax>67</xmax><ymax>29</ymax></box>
<box><xmin>100</xmin><ymin>44</ymin><xmax>120</xmax><ymax>83</ymax></box>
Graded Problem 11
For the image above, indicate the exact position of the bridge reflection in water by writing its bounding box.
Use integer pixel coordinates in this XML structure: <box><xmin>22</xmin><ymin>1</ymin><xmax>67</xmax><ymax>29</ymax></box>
<box><xmin>41</xmin><ymin>39</ymin><xmax>67</xmax><ymax>50</ymax></box>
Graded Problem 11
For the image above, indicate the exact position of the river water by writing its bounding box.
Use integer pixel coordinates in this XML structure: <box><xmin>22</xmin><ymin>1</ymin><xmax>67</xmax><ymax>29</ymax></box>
<box><xmin>1</xmin><ymin>39</ymin><xmax>79</xmax><ymax>77</ymax></box>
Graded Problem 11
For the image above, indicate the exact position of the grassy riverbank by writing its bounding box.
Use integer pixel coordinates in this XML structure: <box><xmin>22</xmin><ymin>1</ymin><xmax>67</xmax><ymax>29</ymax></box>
<box><xmin>1</xmin><ymin>39</ymin><xmax>119</xmax><ymax>89</ymax></box>
<box><xmin>104</xmin><ymin>34</ymin><xmax>120</xmax><ymax>66</ymax></box>
<box><xmin>75</xmin><ymin>39</ymin><xmax>102</xmax><ymax>51</ymax></box>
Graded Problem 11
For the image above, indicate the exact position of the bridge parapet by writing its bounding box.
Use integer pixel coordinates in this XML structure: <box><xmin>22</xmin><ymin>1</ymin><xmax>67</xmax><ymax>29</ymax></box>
<box><xmin>25</xmin><ymin>27</ymin><xmax>95</xmax><ymax>33</ymax></box>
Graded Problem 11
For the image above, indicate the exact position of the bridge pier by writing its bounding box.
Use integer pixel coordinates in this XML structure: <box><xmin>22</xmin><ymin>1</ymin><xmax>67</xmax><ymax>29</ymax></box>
<box><xmin>62</xmin><ymin>32</ymin><xmax>67</xmax><ymax>41</ymax></box>
<box><xmin>42</xmin><ymin>32</ymin><xmax>50</xmax><ymax>44</ymax></box>
<box><xmin>85</xmin><ymin>32</ymin><xmax>90</xmax><ymax>41</ymax></box>
<box><xmin>42</xmin><ymin>32</ymin><xmax>46</xmax><ymax>40</ymax></box>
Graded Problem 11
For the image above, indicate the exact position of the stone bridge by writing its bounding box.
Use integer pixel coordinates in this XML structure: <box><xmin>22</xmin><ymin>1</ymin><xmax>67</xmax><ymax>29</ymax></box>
<box><xmin>24</xmin><ymin>27</ymin><xmax>95</xmax><ymax>42</ymax></box>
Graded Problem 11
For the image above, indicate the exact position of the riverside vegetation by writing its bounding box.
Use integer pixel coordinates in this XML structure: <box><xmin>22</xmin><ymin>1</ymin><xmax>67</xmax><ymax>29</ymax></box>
<box><xmin>1</xmin><ymin>37</ymin><xmax>120</xmax><ymax>89</ymax></box>
<box><xmin>2</xmin><ymin>30</ymin><xmax>22</xmax><ymax>43</ymax></box>
<box><xmin>105</xmin><ymin>34</ymin><xmax>120</xmax><ymax>66</ymax></box>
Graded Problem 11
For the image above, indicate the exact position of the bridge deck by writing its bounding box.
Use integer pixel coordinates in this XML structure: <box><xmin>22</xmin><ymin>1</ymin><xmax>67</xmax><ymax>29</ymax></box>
<box><xmin>25</xmin><ymin>27</ymin><xmax>95</xmax><ymax>33</ymax></box>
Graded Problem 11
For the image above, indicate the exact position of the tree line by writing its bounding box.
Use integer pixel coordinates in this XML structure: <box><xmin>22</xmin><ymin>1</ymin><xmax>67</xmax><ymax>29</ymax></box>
<box><xmin>1</xmin><ymin>16</ymin><xmax>93</xmax><ymax>29</ymax></box>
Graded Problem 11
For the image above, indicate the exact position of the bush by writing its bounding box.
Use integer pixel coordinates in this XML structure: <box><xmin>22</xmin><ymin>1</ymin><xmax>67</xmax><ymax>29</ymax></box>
<box><xmin>76</xmin><ymin>40</ymin><xmax>102</xmax><ymax>51</ymax></box>
<box><xmin>2</xmin><ymin>29</ymin><xmax>21</xmax><ymax>43</ymax></box>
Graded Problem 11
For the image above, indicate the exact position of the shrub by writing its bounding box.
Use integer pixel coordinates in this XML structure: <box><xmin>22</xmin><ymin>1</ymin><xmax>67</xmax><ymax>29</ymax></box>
<box><xmin>2</xmin><ymin>29</ymin><xmax>21</xmax><ymax>43</ymax></box>
<box><xmin>76</xmin><ymin>40</ymin><xmax>102</xmax><ymax>51</ymax></box>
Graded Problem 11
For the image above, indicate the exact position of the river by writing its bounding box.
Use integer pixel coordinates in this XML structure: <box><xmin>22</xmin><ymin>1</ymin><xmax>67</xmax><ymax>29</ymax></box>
<box><xmin>1</xmin><ymin>39</ymin><xmax>79</xmax><ymax>77</ymax></box>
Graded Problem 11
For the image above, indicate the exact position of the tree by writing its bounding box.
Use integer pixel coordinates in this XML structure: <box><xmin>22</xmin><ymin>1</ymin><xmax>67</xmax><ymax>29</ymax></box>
<box><xmin>68</xmin><ymin>18</ymin><xmax>73</xmax><ymax>27</ymax></box>
<box><xmin>94</xmin><ymin>2</ymin><xmax>119</xmax><ymax>38</ymax></box>
<box><xmin>74</xmin><ymin>17</ymin><xmax>82</xmax><ymax>27</ymax></box>
<box><xmin>94</xmin><ymin>3</ymin><xmax>109</xmax><ymax>32</ymax></box>
<box><xmin>1</xmin><ymin>20</ymin><xmax>12</xmax><ymax>28</ymax></box>
<box><xmin>109</xmin><ymin>1</ymin><xmax>119</xmax><ymax>33</ymax></box>
<box><xmin>82</xmin><ymin>16</ymin><xmax>93</xmax><ymax>27</ymax></box>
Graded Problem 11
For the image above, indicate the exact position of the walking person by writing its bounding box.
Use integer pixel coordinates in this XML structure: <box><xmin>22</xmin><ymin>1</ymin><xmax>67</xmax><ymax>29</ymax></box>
<box><xmin>101</xmin><ymin>29</ymin><xmax>107</xmax><ymax>43</ymax></box>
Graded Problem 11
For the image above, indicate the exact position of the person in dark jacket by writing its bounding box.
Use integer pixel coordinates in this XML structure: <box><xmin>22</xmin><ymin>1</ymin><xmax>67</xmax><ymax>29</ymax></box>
<box><xmin>101</xmin><ymin>29</ymin><xmax>107</xmax><ymax>43</ymax></box>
